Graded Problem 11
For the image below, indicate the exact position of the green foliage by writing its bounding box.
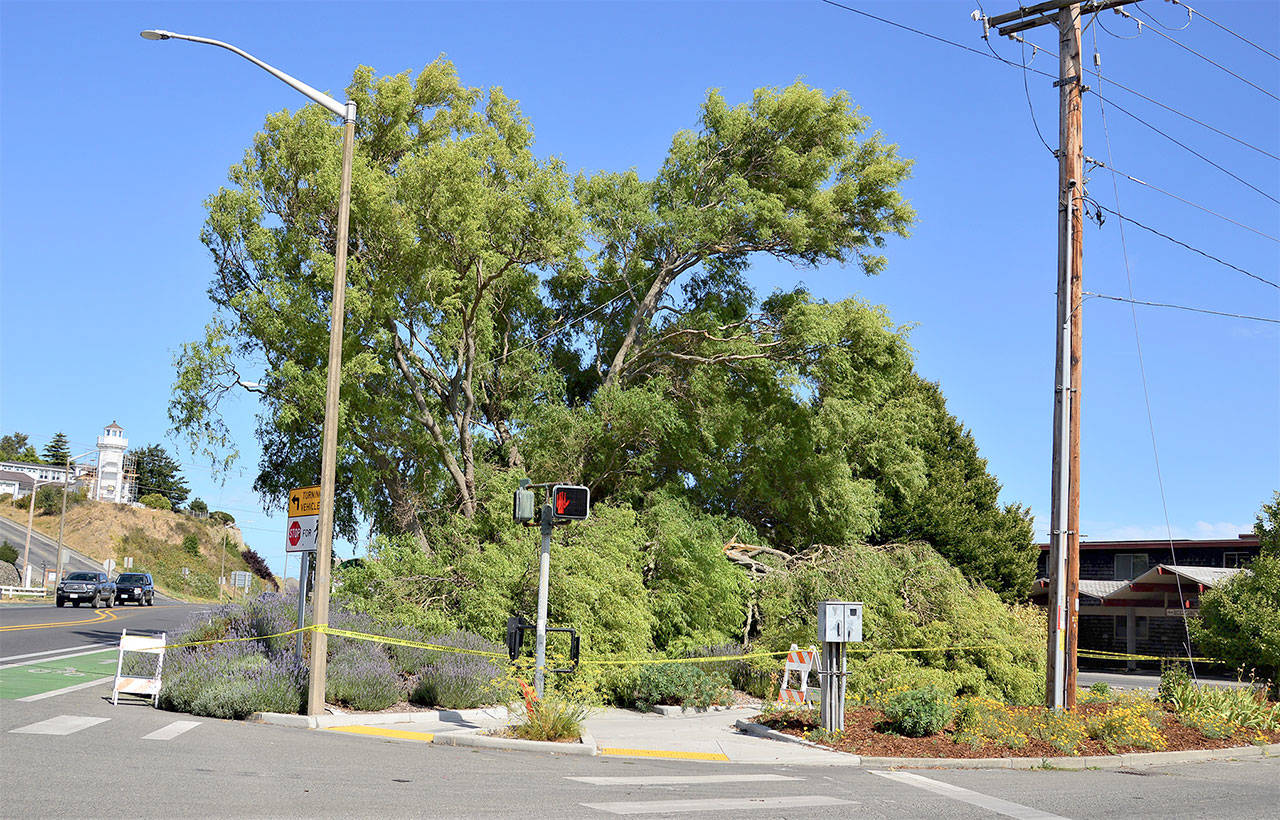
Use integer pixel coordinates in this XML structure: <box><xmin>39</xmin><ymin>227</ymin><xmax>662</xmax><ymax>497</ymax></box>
<box><xmin>139</xmin><ymin>493</ymin><xmax>172</xmax><ymax>511</ymax></box>
<box><xmin>188</xmin><ymin>497</ymin><xmax>208</xmax><ymax>516</ymax></box>
<box><xmin>1191</xmin><ymin>553</ymin><xmax>1280</xmax><ymax>696</ymax></box>
<box><xmin>1084</xmin><ymin>694</ymin><xmax>1166</xmax><ymax>752</ymax></box>
<box><xmin>756</xmin><ymin>541</ymin><xmax>1045</xmax><ymax>705</ymax></box>
<box><xmin>1158</xmin><ymin>675</ymin><xmax>1279</xmax><ymax>738</ymax></box>
<box><xmin>210</xmin><ymin>510</ymin><xmax>235</xmax><ymax>525</ymax></box>
<box><xmin>0</xmin><ymin>541</ymin><xmax>17</xmax><ymax>565</ymax></box>
<box><xmin>1088</xmin><ymin>681</ymin><xmax>1112</xmax><ymax>698</ymax></box>
<box><xmin>160</xmin><ymin>652</ymin><xmax>305</xmax><ymax>720</ymax></box>
<box><xmin>42</xmin><ymin>433</ymin><xmax>71</xmax><ymax>466</ymax></box>
<box><xmin>326</xmin><ymin>643</ymin><xmax>402</xmax><ymax>711</ymax></box>
<box><xmin>0</xmin><ymin>432</ymin><xmax>42</xmax><ymax>463</ymax></box>
<box><xmin>181</xmin><ymin>534</ymin><xmax>200</xmax><ymax>557</ymax></box>
<box><xmin>882</xmin><ymin>685</ymin><xmax>953</xmax><ymax>737</ymax></box>
<box><xmin>610</xmin><ymin>664</ymin><xmax>732</xmax><ymax>712</ymax></box>
<box><xmin>1255</xmin><ymin>491</ymin><xmax>1280</xmax><ymax>559</ymax></box>
<box><xmin>511</xmin><ymin>696</ymin><xmax>589</xmax><ymax>742</ymax></box>
<box><xmin>408</xmin><ymin>631</ymin><xmax>510</xmax><ymax>709</ymax></box>
<box><xmin>116</xmin><ymin>526</ymin><xmax>250</xmax><ymax>600</ymax></box>
<box><xmin>132</xmin><ymin>444</ymin><xmax>190</xmax><ymax>508</ymax></box>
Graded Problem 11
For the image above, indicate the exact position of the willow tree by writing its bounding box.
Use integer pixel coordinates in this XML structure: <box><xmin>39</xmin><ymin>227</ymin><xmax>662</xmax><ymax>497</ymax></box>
<box><xmin>171</xmin><ymin>61</ymin><xmax>917</xmax><ymax>546</ymax></box>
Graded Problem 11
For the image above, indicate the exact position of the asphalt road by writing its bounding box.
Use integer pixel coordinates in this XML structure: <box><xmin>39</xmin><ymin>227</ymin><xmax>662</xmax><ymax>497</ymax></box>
<box><xmin>0</xmin><ymin>600</ymin><xmax>209</xmax><ymax>660</ymax></box>
<box><xmin>2</xmin><ymin>678</ymin><xmax>1276</xmax><ymax>818</ymax></box>
<box><xmin>0</xmin><ymin>513</ymin><xmax>102</xmax><ymax>579</ymax></box>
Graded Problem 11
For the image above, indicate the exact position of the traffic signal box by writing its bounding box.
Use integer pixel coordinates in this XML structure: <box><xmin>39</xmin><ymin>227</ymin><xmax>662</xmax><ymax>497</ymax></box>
<box><xmin>550</xmin><ymin>484</ymin><xmax>589</xmax><ymax>520</ymax></box>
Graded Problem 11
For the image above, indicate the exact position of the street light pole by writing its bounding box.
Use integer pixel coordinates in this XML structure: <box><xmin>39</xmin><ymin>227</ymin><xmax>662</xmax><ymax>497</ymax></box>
<box><xmin>141</xmin><ymin>29</ymin><xmax>356</xmax><ymax>717</ymax></box>
<box><xmin>56</xmin><ymin>450</ymin><xmax>97</xmax><ymax>587</ymax></box>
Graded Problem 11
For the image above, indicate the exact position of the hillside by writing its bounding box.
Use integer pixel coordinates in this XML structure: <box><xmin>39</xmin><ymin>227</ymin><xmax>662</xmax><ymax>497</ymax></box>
<box><xmin>0</xmin><ymin>497</ymin><xmax>274</xmax><ymax>600</ymax></box>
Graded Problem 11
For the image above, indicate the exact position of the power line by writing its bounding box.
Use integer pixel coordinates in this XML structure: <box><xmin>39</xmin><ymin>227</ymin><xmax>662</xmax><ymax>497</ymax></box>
<box><xmin>1085</xmin><ymin>157</ymin><xmax>1280</xmax><ymax>242</ymax></box>
<box><xmin>1168</xmin><ymin>0</ymin><xmax>1280</xmax><ymax>62</ymax></box>
<box><xmin>1092</xmin><ymin>25</ymin><xmax>1200</xmax><ymax>676</ymax></box>
<box><xmin>475</xmin><ymin>289</ymin><xmax>634</xmax><ymax>371</ymax></box>
<box><xmin>1089</xmin><ymin>91</ymin><xmax>1280</xmax><ymax>205</ymax></box>
<box><xmin>1084</xmin><ymin>200</ymin><xmax>1279</xmax><ymax>289</ymax></box>
<box><xmin>1114</xmin><ymin>6</ymin><xmax>1280</xmax><ymax>102</ymax></box>
<box><xmin>1084</xmin><ymin>292</ymin><xmax>1280</xmax><ymax>324</ymax></box>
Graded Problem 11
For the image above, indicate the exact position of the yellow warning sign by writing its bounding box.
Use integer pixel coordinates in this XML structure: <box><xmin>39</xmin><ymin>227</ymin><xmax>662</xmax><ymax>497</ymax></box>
<box><xmin>288</xmin><ymin>485</ymin><xmax>322</xmax><ymax>518</ymax></box>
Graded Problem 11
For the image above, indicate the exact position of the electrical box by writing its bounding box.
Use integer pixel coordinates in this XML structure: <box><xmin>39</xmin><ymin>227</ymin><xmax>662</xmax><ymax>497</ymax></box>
<box><xmin>818</xmin><ymin>601</ymin><xmax>863</xmax><ymax>643</ymax></box>
<box><xmin>513</xmin><ymin>489</ymin><xmax>536</xmax><ymax>523</ymax></box>
<box><xmin>550</xmin><ymin>484</ymin><xmax>590</xmax><ymax>520</ymax></box>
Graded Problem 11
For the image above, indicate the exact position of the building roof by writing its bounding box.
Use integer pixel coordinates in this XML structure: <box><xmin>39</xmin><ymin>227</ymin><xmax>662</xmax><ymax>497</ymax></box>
<box><xmin>1102</xmin><ymin>564</ymin><xmax>1246</xmax><ymax>606</ymax></box>
<box><xmin>1030</xmin><ymin>578</ymin><xmax>1127</xmax><ymax>601</ymax></box>
<box><xmin>105</xmin><ymin>421</ymin><xmax>123</xmax><ymax>430</ymax></box>
<box><xmin>1037</xmin><ymin>534</ymin><xmax>1259</xmax><ymax>552</ymax></box>
<box><xmin>0</xmin><ymin>470</ymin><xmax>35</xmax><ymax>492</ymax></box>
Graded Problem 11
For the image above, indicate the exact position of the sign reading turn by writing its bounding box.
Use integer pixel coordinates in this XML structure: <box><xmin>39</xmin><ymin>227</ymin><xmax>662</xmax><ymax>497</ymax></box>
<box><xmin>286</xmin><ymin>485</ymin><xmax>320</xmax><ymax>553</ymax></box>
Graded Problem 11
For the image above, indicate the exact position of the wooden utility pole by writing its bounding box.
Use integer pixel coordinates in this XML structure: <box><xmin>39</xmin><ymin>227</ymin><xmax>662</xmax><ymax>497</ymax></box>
<box><xmin>986</xmin><ymin>0</ymin><xmax>1140</xmax><ymax>709</ymax></box>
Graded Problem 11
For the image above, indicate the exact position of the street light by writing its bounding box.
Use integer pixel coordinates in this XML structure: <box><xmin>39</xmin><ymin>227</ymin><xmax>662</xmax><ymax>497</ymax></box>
<box><xmin>142</xmin><ymin>29</ymin><xmax>355</xmax><ymax>717</ymax></box>
<box><xmin>55</xmin><ymin>449</ymin><xmax>98</xmax><ymax>587</ymax></box>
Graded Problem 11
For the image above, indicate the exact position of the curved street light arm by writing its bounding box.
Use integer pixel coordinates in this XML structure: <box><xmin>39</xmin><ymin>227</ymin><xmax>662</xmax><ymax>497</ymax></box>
<box><xmin>140</xmin><ymin>30</ymin><xmax>354</xmax><ymax>121</ymax></box>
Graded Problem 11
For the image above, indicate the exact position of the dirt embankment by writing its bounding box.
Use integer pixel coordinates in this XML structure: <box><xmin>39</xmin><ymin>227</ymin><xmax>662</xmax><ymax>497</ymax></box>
<box><xmin>0</xmin><ymin>498</ymin><xmax>243</xmax><ymax>563</ymax></box>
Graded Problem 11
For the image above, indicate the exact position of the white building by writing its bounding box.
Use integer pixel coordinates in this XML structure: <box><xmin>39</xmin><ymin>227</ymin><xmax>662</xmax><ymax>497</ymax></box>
<box><xmin>95</xmin><ymin>421</ymin><xmax>133</xmax><ymax>504</ymax></box>
<box><xmin>0</xmin><ymin>462</ymin><xmax>92</xmax><ymax>498</ymax></box>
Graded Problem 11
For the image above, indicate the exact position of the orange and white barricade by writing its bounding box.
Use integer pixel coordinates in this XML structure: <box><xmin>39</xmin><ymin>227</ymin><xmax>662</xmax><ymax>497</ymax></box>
<box><xmin>776</xmin><ymin>644</ymin><xmax>819</xmax><ymax>705</ymax></box>
<box><xmin>113</xmin><ymin>629</ymin><xmax>166</xmax><ymax>707</ymax></box>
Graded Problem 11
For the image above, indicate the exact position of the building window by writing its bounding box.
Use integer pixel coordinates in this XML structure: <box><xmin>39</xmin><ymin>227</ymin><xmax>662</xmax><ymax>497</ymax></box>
<box><xmin>1114</xmin><ymin>553</ymin><xmax>1149</xmax><ymax>580</ymax></box>
<box><xmin>1223</xmin><ymin>552</ymin><xmax>1251</xmax><ymax>568</ymax></box>
<box><xmin>1114</xmin><ymin>615</ymin><xmax>1149</xmax><ymax>640</ymax></box>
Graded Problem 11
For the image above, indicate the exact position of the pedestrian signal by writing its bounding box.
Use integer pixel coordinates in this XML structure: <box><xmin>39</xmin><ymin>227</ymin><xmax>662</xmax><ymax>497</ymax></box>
<box><xmin>550</xmin><ymin>484</ymin><xmax>589</xmax><ymax>520</ymax></box>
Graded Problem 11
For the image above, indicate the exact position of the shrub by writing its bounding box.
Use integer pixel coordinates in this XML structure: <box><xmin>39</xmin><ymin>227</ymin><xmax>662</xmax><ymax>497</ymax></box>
<box><xmin>140</xmin><ymin>493</ymin><xmax>171</xmax><ymax>511</ymax></box>
<box><xmin>1089</xmin><ymin>681</ymin><xmax>1111</xmax><ymax>698</ymax></box>
<box><xmin>410</xmin><ymin>631</ymin><xmax>510</xmax><ymax>709</ymax></box>
<box><xmin>510</xmin><ymin>679</ymin><xmax>588</xmax><ymax>742</ymax></box>
<box><xmin>951</xmin><ymin>696</ymin><xmax>1027</xmax><ymax>749</ymax></box>
<box><xmin>1191</xmin><ymin>552</ymin><xmax>1280</xmax><ymax>697</ymax></box>
<box><xmin>757</xmin><ymin>702</ymin><xmax>819</xmax><ymax>732</ymax></box>
<box><xmin>188</xmin><ymin>498</ymin><xmax>208</xmax><ymax>516</ymax></box>
<box><xmin>615</xmin><ymin>663</ymin><xmax>732</xmax><ymax>712</ymax></box>
<box><xmin>1029</xmin><ymin>708</ymin><xmax>1087</xmax><ymax>754</ymax></box>
<box><xmin>182</xmin><ymin>534</ymin><xmax>200</xmax><ymax>557</ymax></box>
<box><xmin>210</xmin><ymin>510</ymin><xmax>235</xmax><ymax>525</ymax></box>
<box><xmin>327</xmin><ymin>643</ymin><xmax>402</xmax><ymax>711</ymax></box>
<box><xmin>160</xmin><ymin>651</ymin><xmax>304</xmax><ymax>719</ymax></box>
<box><xmin>1160</xmin><ymin>675</ymin><xmax>1280</xmax><ymax>738</ymax></box>
<box><xmin>1086</xmin><ymin>694</ymin><xmax>1166</xmax><ymax>752</ymax></box>
<box><xmin>0</xmin><ymin>541</ymin><xmax>17</xmax><ymax>566</ymax></box>
<box><xmin>686</xmin><ymin>644</ymin><xmax>775</xmax><ymax>700</ymax></box>
<box><xmin>883</xmin><ymin>685</ymin><xmax>953</xmax><ymax>737</ymax></box>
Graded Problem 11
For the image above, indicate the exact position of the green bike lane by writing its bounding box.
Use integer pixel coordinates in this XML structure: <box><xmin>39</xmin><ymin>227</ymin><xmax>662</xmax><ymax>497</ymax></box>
<box><xmin>0</xmin><ymin>648</ymin><xmax>118</xmax><ymax>699</ymax></box>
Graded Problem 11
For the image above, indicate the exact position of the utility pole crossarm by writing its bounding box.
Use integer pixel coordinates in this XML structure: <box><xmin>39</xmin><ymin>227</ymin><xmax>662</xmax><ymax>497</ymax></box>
<box><xmin>993</xmin><ymin>0</ymin><xmax>1142</xmax><ymax>37</ymax></box>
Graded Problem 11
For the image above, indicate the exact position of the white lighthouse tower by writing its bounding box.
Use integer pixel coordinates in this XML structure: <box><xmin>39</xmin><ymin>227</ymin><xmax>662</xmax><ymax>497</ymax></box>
<box><xmin>96</xmin><ymin>421</ymin><xmax>129</xmax><ymax>504</ymax></box>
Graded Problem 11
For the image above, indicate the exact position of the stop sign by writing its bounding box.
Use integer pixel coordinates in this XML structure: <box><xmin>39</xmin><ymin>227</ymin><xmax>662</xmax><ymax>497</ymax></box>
<box><xmin>288</xmin><ymin>520</ymin><xmax>301</xmax><ymax>547</ymax></box>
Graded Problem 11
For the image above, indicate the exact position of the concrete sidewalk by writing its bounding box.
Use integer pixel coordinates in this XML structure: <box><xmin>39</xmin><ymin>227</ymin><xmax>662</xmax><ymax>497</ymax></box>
<box><xmin>582</xmin><ymin>707</ymin><xmax>859</xmax><ymax>765</ymax></box>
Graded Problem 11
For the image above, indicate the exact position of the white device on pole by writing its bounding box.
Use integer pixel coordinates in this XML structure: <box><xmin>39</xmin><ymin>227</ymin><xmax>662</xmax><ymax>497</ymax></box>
<box><xmin>286</xmin><ymin>485</ymin><xmax>321</xmax><ymax>552</ymax></box>
<box><xmin>817</xmin><ymin>601</ymin><xmax>863</xmax><ymax>734</ymax></box>
<box><xmin>104</xmin><ymin>558</ymin><xmax>116</xmax><ymax>575</ymax></box>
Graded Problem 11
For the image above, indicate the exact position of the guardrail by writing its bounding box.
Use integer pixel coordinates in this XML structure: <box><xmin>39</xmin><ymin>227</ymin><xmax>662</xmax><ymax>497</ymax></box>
<box><xmin>0</xmin><ymin>586</ymin><xmax>48</xmax><ymax>598</ymax></box>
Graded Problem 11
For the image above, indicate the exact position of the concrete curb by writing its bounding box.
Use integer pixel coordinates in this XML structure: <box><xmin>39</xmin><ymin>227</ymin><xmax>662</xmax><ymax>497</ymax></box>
<box><xmin>249</xmin><ymin>705</ymin><xmax>509</xmax><ymax>729</ymax></box>
<box><xmin>651</xmin><ymin>704</ymin><xmax>757</xmax><ymax>718</ymax></box>
<box><xmin>736</xmin><ymin>720</ymin><xmax>1280</xmax><ymax>769</ymax></box>
<box><xmin>430</xmin><ymin>726</ymin><xmax>598</xmax><ymax>757</ymax></box>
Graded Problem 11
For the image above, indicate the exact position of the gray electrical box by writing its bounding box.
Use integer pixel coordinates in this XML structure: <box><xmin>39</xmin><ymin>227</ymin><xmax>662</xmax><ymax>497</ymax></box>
<box><xmin>513</xmin><ymin>488</ymin><xmax>536</xmax><ymax>523</ymax></box>
<box><xmin>818</xmin><ymin>601</ymin><xmax>863</xmax><ymax>643</ymax></box>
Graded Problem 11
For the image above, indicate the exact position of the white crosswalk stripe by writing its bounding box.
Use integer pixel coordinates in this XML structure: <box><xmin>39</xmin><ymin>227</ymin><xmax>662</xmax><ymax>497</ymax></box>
<box><xmin>869</xmin><ymin>771</ymin><xmax>1070</xmax><ymax>820</ymax></box>
<box><xmin>569</xmin><ymin>774</ymin><xmax>802</xmax><ymax>786</ymax></box>
<box><xmin>142</xmin><ymin>720</ymin><xmax>201</xmax><ymax>741</ymax></box>
<box><xmin>10</xmin><ymin>715</ymin><xmax>109</xmax><ymax>735</ymax></box>
<box><xmin>581</xmin><ymin>795</ymin><xmax>853</xmax><ymax>815</ymax></box>
<box><xmin>572</xmin><ymin>773</ymin><xmax>850</xmax><ymax>815</ymax></box>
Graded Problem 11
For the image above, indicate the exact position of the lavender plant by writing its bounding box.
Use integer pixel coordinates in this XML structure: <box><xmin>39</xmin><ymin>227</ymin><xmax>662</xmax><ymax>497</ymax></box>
<box><xmin>326</xmin><ymin>642</ymin><xmax>402</xmax><ymax>711</ymax></box>
<box><xmin>410</xmin><ymin>631</ymin><xmax>510</xmax><ymax>709</ymax></box>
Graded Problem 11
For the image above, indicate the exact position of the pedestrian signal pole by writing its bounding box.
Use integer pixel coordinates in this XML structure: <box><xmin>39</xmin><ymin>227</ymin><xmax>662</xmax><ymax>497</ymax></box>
<box><xmin>515</xmin><ymin>481</ymin><xmax>589</xmax><ymax>697</ymax></box>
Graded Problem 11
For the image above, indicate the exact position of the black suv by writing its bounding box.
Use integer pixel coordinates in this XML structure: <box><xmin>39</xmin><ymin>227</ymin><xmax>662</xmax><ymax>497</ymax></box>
<box><xmin>114</xmin><ymin>572</ymin><xmax>155</xmax><ymax>606</ymax></box>
<box><xmin>56</xmin><ymin>571</ymin><xmax>116</xmax><ymax>609</ymax></box>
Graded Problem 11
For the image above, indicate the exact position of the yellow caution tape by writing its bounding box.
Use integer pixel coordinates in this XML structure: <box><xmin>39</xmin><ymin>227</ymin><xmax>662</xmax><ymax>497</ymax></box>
<box><xmin>1077</xmin><ymin>649</ymin><xmax>1227</xmax><ymax>664</ymax></box>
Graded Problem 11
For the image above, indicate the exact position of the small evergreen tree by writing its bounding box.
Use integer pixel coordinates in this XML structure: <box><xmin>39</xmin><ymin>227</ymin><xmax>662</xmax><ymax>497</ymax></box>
<box><xmin>42</xmin><ymin>433</ymin><xmax>71</xmax><ymax>466</ymax></box>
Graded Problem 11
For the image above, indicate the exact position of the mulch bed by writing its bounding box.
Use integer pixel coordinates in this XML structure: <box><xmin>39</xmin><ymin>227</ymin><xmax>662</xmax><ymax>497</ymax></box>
<box><xmin>758</xmin><ymin>704</ymin><xmax>1280</xmax><ymax>758</ymax></box>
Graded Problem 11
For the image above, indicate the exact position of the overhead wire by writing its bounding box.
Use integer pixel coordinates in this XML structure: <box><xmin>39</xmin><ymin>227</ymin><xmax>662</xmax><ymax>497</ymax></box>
<box><xmin>1084</xmin><ymin>292</ymin><xmax>1280</xmax><ymax>324</ymax></box>
<box><xmin>1083</xmin><ymin>200</ymin><xmax>1279</xmax><ymax>289</ymax></box>
<box><xmin>1167</xmin><ymin>0</ymin><xmax>1280</xmax><ymax>62</ymax></box>
<box><xmin>1089</xmin><ymin>22</ymin><xmax>1194</xmax><ymax>679</ymax></box>
<box><xmin>1117</xmin><ymin>6</ymin><xmax>1280</xmax><ymax>102</ymax></box>
<box><xmin>1084</xmin><ymin>158</ymin><xmax>1279</xmax><ymax>242</ymax></box>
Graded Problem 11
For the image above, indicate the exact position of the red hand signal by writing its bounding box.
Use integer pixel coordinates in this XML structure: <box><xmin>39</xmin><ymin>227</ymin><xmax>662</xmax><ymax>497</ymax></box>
<box><xmin>556</xmin><ymin>491</ymin><xmax>570</xmax><ymax>514</ymax></box>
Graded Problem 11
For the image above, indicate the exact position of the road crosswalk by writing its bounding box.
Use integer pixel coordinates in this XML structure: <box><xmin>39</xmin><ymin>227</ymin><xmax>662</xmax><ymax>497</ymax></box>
<box><xmin>571</xmin><ymin>773</ymin><xmax>854</xmax><ymax>815</ymax></box>
<box><xmin>8</xmin><ymin>715</ymin><xmax>200</xmax><ymax>741</ymax></box>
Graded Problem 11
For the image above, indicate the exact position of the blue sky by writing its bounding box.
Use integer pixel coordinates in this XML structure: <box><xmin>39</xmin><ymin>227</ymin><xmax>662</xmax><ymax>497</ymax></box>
<box><xmin>2</xmin><ymin>1</ymin><xmax>1276</xmax><ymax>579</ymax></box>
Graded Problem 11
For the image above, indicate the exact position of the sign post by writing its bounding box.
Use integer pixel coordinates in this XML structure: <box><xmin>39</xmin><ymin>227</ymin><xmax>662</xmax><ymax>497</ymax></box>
<box><xmin>286</xmin><ymin>485</ymin><xmax>320</xmax><ymax>660</ymax></box>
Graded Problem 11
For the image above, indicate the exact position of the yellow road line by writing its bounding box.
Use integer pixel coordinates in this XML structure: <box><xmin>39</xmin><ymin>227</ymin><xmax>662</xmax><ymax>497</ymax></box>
<box><xmin>324</xmin><ymin>725</ymin><xmax>436</xmax><ymax>742</ymax></box>
<box><xmin>600</xmin><ymin>747</ymin><xmax>730</xmax><ymax>762</ymax></box>
<box><xmin>0</xmin><ymin>610</ymin><xmax>117</xmax><ymax>632</ymax></box>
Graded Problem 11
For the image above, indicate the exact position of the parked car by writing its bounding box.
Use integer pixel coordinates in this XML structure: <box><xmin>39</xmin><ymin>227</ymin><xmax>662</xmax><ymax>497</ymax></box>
<box><xmin>114</xmin><ymin>572</ymin><xmax>155</xmax><ymax>606</ymax></box>
<box><xmin>56</xmin><ymin>571</ymin><xmax>116</xmax><ymax>608</ymax></box>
